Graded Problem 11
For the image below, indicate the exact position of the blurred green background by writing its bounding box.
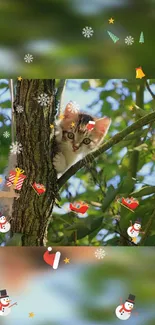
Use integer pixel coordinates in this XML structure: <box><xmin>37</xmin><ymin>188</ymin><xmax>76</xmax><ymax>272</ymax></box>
<box><xmin>0</xmin><ymin>0</ymin><xmax>154</xmax><ymax>78</ymax></box>
<box><xmin>0</xmin><ymin>247</ymin><xmax>155</xmax><ymax>324</ymax></box>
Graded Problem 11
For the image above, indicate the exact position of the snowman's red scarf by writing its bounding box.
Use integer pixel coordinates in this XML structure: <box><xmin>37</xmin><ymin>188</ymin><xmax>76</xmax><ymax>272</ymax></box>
<box><xmin>0</xmin><ymin>302</ymin><xmax>9</xmax><ymax>310</ymax></box>
<box><xmin>130</xmin><ymin>225</ymin><xmax>139</xmax><ymax>232</ymax></box>
<box><xmin>119</xmin><ymin>304</ymin><xmax>131</xmax><ymax>313</ymax></box>
<box><xmin>0</xmin><ymin>220</ymin><xmax>7</xmax><ymax>229</ymax></box>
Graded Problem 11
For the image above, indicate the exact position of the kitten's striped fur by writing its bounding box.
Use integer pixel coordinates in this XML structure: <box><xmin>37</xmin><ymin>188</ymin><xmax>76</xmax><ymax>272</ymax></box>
<box><xmin>53</xmin><ymin>103</ymin><xmax>111</xmax><ymax>174</ymax></box>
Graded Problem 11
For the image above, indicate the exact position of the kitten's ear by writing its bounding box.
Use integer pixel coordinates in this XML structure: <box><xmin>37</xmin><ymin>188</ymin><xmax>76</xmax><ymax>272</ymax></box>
<box><xmin>63</xmin><ymin>102</ymin><xmax>79</xmax><ymax>120</ymax></box>
<box><xmin>95</xmin><ymin>117</ymin><xmax>111</xmax><ymax>137</ymax></box>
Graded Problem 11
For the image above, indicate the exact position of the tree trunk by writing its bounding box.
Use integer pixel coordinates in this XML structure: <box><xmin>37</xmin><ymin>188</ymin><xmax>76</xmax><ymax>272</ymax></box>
<box><xmin>11</xmin><ymin>79</ymin><xmax>58</xmax><ymax>246</ymax></box>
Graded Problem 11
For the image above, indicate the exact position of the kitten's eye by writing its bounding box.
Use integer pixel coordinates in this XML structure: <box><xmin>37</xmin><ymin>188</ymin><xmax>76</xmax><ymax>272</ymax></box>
<box><xmin>67</xmin><ymin>132</ymin><xmax>74</xmax><ymax>139</ymax></box>
<box><xmin>83</xmin><ymin>138</ymin><xmax>91</xmax><ymax>145</ymax></box>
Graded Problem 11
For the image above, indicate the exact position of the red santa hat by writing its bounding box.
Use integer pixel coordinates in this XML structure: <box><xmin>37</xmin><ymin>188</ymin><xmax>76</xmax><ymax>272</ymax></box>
<box><xmin>86</xmin><ymin>120</ymin><xmax>95</xmax><ymax>131</ymax></box>
<box><xmin>43</xmin><ymin>247</ymin><xmax>61</xmax><ymax>269</ymax></box>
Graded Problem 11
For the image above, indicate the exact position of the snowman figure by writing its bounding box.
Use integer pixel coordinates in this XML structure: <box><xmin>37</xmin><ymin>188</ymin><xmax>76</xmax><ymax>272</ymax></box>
<box><xmin>0</xmin><ymin>290</ymin><xmax>17</xmax><ymax>316</ymax></box>
<box><xmin>0</xmin><ymin>290</ymin><xmax>11</xmax><ymax>316</ymax></box>
<box><xmin>127</xmin><ymin>218</ymin><xmax>144</xmax><ymax>239</ymax></box>
<box><xmin>115</xmin><ymin>294</ymin><xmax>135</xmax><ymax>320</ymax></box>
<box><xmin>0</xmin><ymin>215</ymin><xmax>11</xmax><ymax>233</ymax></box>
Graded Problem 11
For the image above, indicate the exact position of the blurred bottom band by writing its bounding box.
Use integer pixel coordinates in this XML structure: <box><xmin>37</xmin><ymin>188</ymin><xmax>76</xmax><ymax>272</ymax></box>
<box><xmin>0</xmin><ymin>247</ymin><xmax>154</xmax><ymax>325</ymax></box>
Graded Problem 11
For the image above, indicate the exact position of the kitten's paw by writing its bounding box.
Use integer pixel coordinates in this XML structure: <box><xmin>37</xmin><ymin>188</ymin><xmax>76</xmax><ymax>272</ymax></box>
<box><xmin>53</xmin><ymin>153</ymin><xmax>67</xmax><ymax>173</ymax></box>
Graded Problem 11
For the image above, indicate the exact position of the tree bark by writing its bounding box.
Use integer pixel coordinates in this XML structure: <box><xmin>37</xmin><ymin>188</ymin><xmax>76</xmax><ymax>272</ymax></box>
<box><xmin>11</xmin><ymin>79</ymin><xmax>58</xmax><ymax>246</ymax></box>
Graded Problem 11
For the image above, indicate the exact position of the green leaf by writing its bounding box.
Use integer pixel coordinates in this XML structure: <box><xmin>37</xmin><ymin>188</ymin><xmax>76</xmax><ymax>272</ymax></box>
<box><xmin>119</xmin><ymin>177</ymin><xmax>135</xmax><ymax>194</ymax></box>
<box><xmin>144</xmin><ymin>235</ymin><xmax>155</xmax><ymax>246</ymax></box>
<box><xmin>0</xmin><ymin>100</ymin><xmax>11</xmax><ymax>108</ymax></box>
<box><xmin>102</xmin><ymin>185</ymin><xmax>121</xmax><ymax>211</ymax></box>
<box><xmin>0</xmin><ymin>82</ymin><xmax>8</xmax><ymax>88</ymax></box>
<box><xmin>131</xmin><ymin>186</ymin><xmax>155</xmax><ymax>197</ymax></box>
<box><xmin>81</xmin><ymin>81</ymin><xmax>90</xmax><ymax>91</ymax></box>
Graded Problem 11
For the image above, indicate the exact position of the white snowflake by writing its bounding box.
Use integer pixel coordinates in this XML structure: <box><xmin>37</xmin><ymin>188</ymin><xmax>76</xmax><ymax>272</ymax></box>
<box><xmin>125</xmin><ymin>36</ymin><xmax>134</xmax><ymax>45</ymax></box>
<box><xmin>82</xmin><ymin>26</ymin><xmax>94</xmax><ymax>38</ymax></box>
<box><xmin>24</xmin><ymin>53</ymin><xmax>33</xmax><ymax>63</ymax></box>
<box><xmin>3</xmin><ymin>131</ymin><xmax>10</xmax><ymax>138</ymax></box>
<box><xmin>37</xmin><ymin>93</ymin><xmax>50</xmax><ymax>106</ymax></box>
<box><xmin>94</xmin><ymin>248</ymin><xmax>106</xmax><ymax>259</ymax></box>
<box><xmin>16</xmin><ymin>105</ymin><xmax>24</xmax><ymax>113</ymax></box>
<box><xmin>68</xmin><ymin>101</ymin><xmax>80</xmax><ymax>113</ymax></box>
<box><xmin>10</xmin><ymin>141</ymin><xmax>23</xmax><ymax>154</ymax></box>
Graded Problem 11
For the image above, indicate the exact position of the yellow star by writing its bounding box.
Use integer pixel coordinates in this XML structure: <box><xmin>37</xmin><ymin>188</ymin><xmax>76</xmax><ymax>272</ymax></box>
<box><xmin>129</xmin><ymin>105</ymin><xmax>134</xmax><ymax>111</ymax></box>
<box><xmin>131</xmin><ymin>237</ymin><xmax>137</xmax><ymax>244</ymax></box>
<box><xmin>29</xmin><ymin>312</ymin><xmax>35</xmax><ymax>318</ymax></box>
<box><xmin>71</xmin><ymin>122</ymin><xmax>75</xmax><ymax>127</ymax></box>
<box><xmin>59</xmin><ymin>114</ymin><xmax>64</xmax><ymax>120</ymax></box>
<box><xmin>108</xmin><ymin>18</ymin><xmax>114</xmax><ymax>24</ymax></box>
<box><xmin>17</xmin><ymin>76</ymin><xmax>22</xmax><ymax>81</ymax></box>
<box><xmin>64</xmin><ymin>257</ymin><xmax>70</xmax><ymax>264</ymax></box>
<box><xmin>50</xmin><ymin>124</ymin><xmax>54</xmax><ymax>129</ymax></box>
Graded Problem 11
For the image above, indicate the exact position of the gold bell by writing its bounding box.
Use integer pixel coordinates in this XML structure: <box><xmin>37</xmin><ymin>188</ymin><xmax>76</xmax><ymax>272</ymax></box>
<box><xmin>136</xmin><ymin>67</ymin><xmax>145</xmax><ymax>79</ymax></box>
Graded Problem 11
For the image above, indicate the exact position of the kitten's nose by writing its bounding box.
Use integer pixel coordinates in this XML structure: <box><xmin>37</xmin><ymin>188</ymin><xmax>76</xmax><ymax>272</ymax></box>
<box><xmin>73</xmin><ymin>145</ymin><xmax>79</xmax><ymax>151</ymax></box>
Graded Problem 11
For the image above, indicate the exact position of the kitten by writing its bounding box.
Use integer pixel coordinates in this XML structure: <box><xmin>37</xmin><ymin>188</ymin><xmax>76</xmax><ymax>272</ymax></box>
<box><xmin>53</xmin><ymin>103</ymin><xmax>111</xmax><ymax>174</ymax></box>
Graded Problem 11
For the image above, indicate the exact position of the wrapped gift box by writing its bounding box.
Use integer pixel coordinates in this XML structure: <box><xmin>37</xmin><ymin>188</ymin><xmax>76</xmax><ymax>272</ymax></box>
<box><xmin>6</xmin><ymin>168</ymin><xmax>26</xmax><ymax>190</ymax></box>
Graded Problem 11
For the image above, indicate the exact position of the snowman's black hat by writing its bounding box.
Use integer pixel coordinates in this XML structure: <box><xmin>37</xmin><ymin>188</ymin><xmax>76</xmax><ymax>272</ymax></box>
<box><xmin>126</xmin><ymin>294</ymin><xmax>136</xmax><ymax>304</ymax></box>
<box><xmin>0</xmin><ymin>290</ymin><xmax>9</xmax><ymax>299</ymax></box>
<box><xmin>135</xmin><ymin>218</ymin><xmax>142</xmax><ymax>224</ymax></box>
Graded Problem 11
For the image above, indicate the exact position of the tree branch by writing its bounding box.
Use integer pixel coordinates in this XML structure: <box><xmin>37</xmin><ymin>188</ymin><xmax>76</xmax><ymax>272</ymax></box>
<box><xmin>9</xmin><ymin>79</ymin><xmax>15</xmax><ymax>143</ymax></box>
<box><xmin>145</xmin><ymin>80</ymin><xmax>155</xmax><ymax>100</ymax></box>
<box><xmin>55</xmin><ymin>79</ymin><xmax>66</xmax><ymax>114</ymax></box>
<box><xmin>128</xmin><ymin>83</ymin><xmax>144</xmax><ymax>181</ymax></box>
<box><xmin>58</xmin><ymin>111</ymin><xmax>155</xmax><ymax>189</ymax></box>
<box><xmin>140</xmin><ymin>209</ymin><xmax>155</xmax><ymax>245</ymax></box>
<box><xmin>114</xmin><ymin>230</ymin><xmax>137</xmax><ymax>246</ymax></box>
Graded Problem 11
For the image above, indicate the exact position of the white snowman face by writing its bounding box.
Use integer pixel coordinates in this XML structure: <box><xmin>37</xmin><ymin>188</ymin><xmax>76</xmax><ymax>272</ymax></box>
<box><xmin>134</xmin><ymin>223</ymin><xmax>141</xmax><ymax>230</ymax></box>
<box><xmin>125</xmin><ymin>301</ymin><xmax>134</xmax><ymax>309</ymax></box>
<box><xmin>0</xmin><ymin>216</ymin><xmax>6</xmax><ymax>223</ymax></box>
<box><xmin>1</xmin><ymin>297</ymin><xmax>10</xmax><ymax>305</ymax></box>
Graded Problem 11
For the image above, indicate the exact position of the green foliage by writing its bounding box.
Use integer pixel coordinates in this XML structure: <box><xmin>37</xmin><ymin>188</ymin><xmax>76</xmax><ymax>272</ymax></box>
<box><xmin>1</xmin><ymin>79</ymin><xmax>155</xmax><ymax>247</ymax></box>
<box><xmin>48</xmin><ymin>79</ymin><xmax>155</xmax><ymax>247</ymax></box>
